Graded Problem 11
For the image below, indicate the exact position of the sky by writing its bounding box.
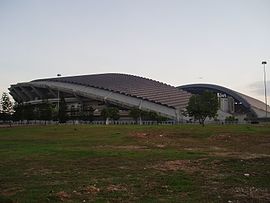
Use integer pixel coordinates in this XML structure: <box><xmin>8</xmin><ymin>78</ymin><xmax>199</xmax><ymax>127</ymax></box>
<box><xmin>0</xmin><ymin>0</ymin><xmax>270</xmax><ymax>102</ymax></box>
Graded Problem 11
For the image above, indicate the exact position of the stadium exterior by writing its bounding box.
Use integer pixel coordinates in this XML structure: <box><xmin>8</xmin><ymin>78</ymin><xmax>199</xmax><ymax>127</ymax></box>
<box><xmin>9</xmin><ymin>73</ymin><xmax>270</xmax><ymax>123</ymax></box>
<box><xmin>178</xmin><ymin>84</ymin><xmax>270</xmax><ymax>122</ymax></box>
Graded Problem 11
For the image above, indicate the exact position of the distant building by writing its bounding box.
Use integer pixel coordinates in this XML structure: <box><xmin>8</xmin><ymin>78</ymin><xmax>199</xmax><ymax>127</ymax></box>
<box><xmin>178</xmin><ymin>84</ymin><xmax>270</xmax><ymax>122</ymax></box>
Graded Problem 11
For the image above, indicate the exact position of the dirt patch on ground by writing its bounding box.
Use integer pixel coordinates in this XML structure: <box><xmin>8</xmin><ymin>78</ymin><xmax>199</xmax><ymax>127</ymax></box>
<box><xmin>153</xmin><ymin>157</ymin><xmax>270</xmax><ymax>202</ymax></box>
<box><xmin>209</xmin><ymin>133</ymin><xmax>270</xmax><ymax>144</ymax></box>
<box><xmin>210</xmin><ymin>152</ymin><xmax>270</xmax><ymax>159</ymax></box>
<box><xmin>156</xmin><ymin>144</ymin><xmax>166</xmax><ymax>148</ymax></box>
<box><xmin>207</xmin><ymin>133</ymin><xmax>270</xmax><ymax>155</ymax></box>
<box><xmin>130</xmin><ymin>132</ymin><xmax>149</xmax><ymax>139</ymax></box>
<box><xmin>130</xmin><ymin>132</ymin><xmax>167</xmax><ymax>139</ymax></box>
<box><xmin>56</xmin><ymin>191</ymin><xmax>71</xmax><ymax>201</ymax></box>
<box><xmin>129</xmin><ymin>132</ymin><xmax>188</xmax><ymax>148</ymax></box>
<box><xmin>113</xmin><ymin>145</ymin><xmax>148</xmax><ymax>150</ymax></box>
<box><xmin>152</xmin><ymin>159</ymin><xmax>206</xmax><ymax>173</ymax></box>
<box><xmin>227</xmin><ymin>186</ymin><xmax>270</xmax><ymax>202</ymax></box>
<box><xmin>1</xmin><ymin>187</ymin><xmax>24</xmax><ymax>196</ymax></box>
<box><xmin>208</xmin><ymin>134</ymin><xmax>233</xmax><ymax>142</ymax></box>
<box><xmin>50</xmin><ymin>185</ymin><xmax>101</xmax><ymax>201</ymax></box>
<box><xmin>106</xmin><ymin>184</ymin><xmax>127</xmax><ymax>192</ymax></box>
<box><xmin>80</xmin><ymin>185</ymin><xmax>100</xmax><ymax>194</ymax></box>
<box><xmin>94</xmin><ymin>145</ymin><xmax>149</xmax><ymax>151</ymax></box>
<box><xmin>23</xmin><ymin>167</ymin><xmax>61</xmax><ymax>177</ymax></box>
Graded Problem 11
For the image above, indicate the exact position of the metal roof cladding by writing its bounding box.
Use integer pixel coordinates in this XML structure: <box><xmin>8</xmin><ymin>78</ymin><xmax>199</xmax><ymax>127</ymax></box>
<box><xmin>34</xmin><ymin>73</ymin><xmax>192</xmax><ymax>109</ymax></box>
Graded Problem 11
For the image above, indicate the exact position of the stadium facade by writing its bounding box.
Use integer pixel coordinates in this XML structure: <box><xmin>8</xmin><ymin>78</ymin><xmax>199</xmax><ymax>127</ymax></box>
<box><xmin>178</xmin><ymin>84</ymin><xmax>270</xmax><ymax>122</ymax></box>
<box><xmin>9</xmin><ymin>73</ymin><xmax>270</xmax><ymax>123</ymax></box>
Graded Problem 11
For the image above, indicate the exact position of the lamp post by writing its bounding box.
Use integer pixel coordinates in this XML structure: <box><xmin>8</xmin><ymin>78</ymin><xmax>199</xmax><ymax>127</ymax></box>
<box><xmin>57</xmin><ymin>74</ymin><xmax>61</xmax><ymax>122</ymax></box>
<box><xmin>262</xmin><ymin>61</ymin><xmax>267</xmax><ymax>117</ymax></box>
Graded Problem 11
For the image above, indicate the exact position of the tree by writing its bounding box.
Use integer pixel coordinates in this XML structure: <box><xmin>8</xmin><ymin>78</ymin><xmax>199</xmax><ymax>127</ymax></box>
<box><xmin>69</xmin><ymin>105</ymin><xmax>79</xmax><ymax>123</ymax></box>
<box><xmin>58</xmin><ymin>95</ymin><xmax>67</xmax><ymax>123</ymax></box>
<box><xmin>148</xmin><ymin>111</ymin><xmax>158</xmax><ymax>121</ymax></box>
<box><xmin>79</xmin><ymin>104</ymin><xmax>94</xmax><ymax>122</ymax></box>
<box><xmin>38</xmin><ymin>101</ymin><xmax>53</xmax><ymax>124</ymax></box>
<box><xmin>225</xmin><ymin>116</ymin><xmax>238</xmax><ymax>124</ymax></box>
<box><xmin>101</xmin><ymin>108</ymin><xmax>110</xmax><ymax>123</ymax></box>
<box><xmin>24</xmin><ymin>104</ymin><xmax>35</xmax><ymax>121</ymax></box>
<box><xmin>140</xmin><ymin>110</ymin><xmax>168</xmax><ymax>123</ymax></box>
<box><xmin>129</xmin><ymin>107</ymin><xmax>143</xmax><ymax>124</ymax></box>
<box><xmin>109</xmin><ymin>107</ymin><xmax>120</xmax><ymax>121</ymax></box>
<box><xmin>1</xmin><ymin>92</ymin><xmax>13</xmax><ymax>121</ymax></box>
<box><xmin>156</xmin><ymin>114</ymin><xmax>167</xmax><ymax>123</ymax></box>
<box><xmin>12</xmin><ymin>103</ymin><xmax>24</xmax><ymax>121</ymax></box>
<box><xmin>186</xmin><ymin>91</ymin><xmax>219</xmax><ymax>126</ymax></box>
<box><xmin>101</xmin><ymin>107</ymin><xmax>120</xmax><ymax>124</ymax></box>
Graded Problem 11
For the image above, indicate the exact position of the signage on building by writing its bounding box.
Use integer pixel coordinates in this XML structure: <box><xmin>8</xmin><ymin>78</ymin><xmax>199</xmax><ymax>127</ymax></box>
<box><xmin>217</xmin><ymin>93</ymin><xmax>227</xmax><ymax>98</ymax></box>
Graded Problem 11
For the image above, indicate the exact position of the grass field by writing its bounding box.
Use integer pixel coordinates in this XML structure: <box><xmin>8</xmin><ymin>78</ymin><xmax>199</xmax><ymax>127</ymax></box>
<box><xmin>0</xmin><ymin>124</ymin><xmax>270</xmax><ymax>202</ymax></box>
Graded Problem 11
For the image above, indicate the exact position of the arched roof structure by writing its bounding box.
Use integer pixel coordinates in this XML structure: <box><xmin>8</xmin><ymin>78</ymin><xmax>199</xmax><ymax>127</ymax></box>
<box><xmin>9</xmin><ymin>73</ymin><xmax>192</xmax><ymax>120</ymax></box>
<box><xmin>178</xmin><ymin>83</ymin><xmax>270</xmax><ymax>118</ymax></box>
<box><xmin>34</xmin><ymin>73</ymin><xmax>191</xmax><ymax>109</ymax></box>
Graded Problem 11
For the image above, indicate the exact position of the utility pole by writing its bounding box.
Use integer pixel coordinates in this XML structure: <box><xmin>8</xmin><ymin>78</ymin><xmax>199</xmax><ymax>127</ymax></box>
<box><xmin>262</xmin><ymin>61</ymin><xmax>267</xmax><ymax>117</ymax></box>
<box><xmin>57</xmin><ymin>74</ymin><xmax>61</xmax><ymax>122</ymax></box>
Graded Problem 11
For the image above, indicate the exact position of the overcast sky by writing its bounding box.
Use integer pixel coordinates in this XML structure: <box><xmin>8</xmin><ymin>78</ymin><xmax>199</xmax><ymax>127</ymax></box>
<box><xmin>0</xmin><ymin>0</ymin><xmax>270</xmax><ymax>102</ymax></box>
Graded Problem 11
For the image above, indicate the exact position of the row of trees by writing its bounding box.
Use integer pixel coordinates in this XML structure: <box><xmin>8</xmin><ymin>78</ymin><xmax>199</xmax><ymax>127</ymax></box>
<box><xmin>0</xmin><ymin>92</ymin><xmax>169</xmax><ymax>123</ymax></box>
<box><xmin>12</xmin><ymin>99</ymin><xmax>94</xmax><ymax>123</ymax></box>
<box><xmin>0</xmin><ymin>92</ymin><xmax>93</xmax><ymax>123</ymax></box>
<box><xmin>13</xmin><ymin>102</ymin><xmax>58</xmax><ymax>123</ymax></box>
<box><xmin>1</xmin><ymin>91</ymin><xmax>220</xmax><ymax>125</ymax></box>
<box><xmin>128</xmin><ymin>107</ymin><xmax>167</xmax><ymax>123</ymax></box>
<box><xmin>101</xmin><ymin>107</ymin><xmax>168</xmax><ymax>124</ymax></box>
<box><xmin>0</xmin><ymin>93</ymin><xmax>93</xmax><ymax>123</ymax></box>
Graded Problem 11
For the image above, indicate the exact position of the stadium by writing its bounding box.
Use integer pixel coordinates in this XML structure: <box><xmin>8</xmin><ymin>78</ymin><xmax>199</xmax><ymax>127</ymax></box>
<box><xmin>9</xmin><ymin>73</ymin><xmax>270</xmax><ymax>123</ymax></box>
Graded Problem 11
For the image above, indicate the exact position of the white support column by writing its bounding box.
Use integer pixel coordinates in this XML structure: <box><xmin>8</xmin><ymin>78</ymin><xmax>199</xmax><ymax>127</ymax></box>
<box><xmin>175</xmin><ymin>108</ymin><xmax>181</xmax><ymax>124</ymax></box>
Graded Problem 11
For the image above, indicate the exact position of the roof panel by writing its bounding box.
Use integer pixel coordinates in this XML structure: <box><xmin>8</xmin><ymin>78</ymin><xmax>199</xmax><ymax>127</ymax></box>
<box><xmin>34</xmin><ymin>73</ymin><xmax>192</xmax><ymax>109</ymax></box>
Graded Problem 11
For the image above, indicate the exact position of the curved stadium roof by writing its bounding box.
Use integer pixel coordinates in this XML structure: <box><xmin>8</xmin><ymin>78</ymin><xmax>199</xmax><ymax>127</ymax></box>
<box><xmin>178</xmin><ymin>83</ymin><xmax>270</xmax><ymax>117</ymax></box>
<box><xmin>33</xmin><ymin>73</ymin><xmax>191</xmax><ymax>109</ymax></box>
<box><xmin>9</xmin><ymin>73</ymin><xmax>192</xmax><ymax>120</ymax></box>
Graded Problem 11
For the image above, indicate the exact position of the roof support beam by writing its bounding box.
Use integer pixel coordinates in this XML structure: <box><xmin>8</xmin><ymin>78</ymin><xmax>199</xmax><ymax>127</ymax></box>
<box><xmin>47</xmin><ymin>87</ymin><xmax>57</xmax><ymax>98</ymax></box>
<box><xmin>12</xmin><ymin>87</ymin><xmax>29</xmax><ymax>101</ymax></box>
<box><xmin>9</xmin><ymin>89</ymin><xmax>22</xmax><ymax>102</ymax></box>
<box><xmin>20</xmin><ymin>86</ymin><xmax>35</xmax><ymax>101</ymax></box>
<box><xmin>30</xmin><ymin>86</ymin><xmax>44</xmax><ymax>99</ymax></box>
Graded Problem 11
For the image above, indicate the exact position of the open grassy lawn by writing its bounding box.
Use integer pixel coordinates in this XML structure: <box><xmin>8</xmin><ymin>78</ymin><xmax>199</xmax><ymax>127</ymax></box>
<box><xmin>0</xmin><ymin>124</ymin><xmax>270</xmax><ymax>202</ymax></box>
